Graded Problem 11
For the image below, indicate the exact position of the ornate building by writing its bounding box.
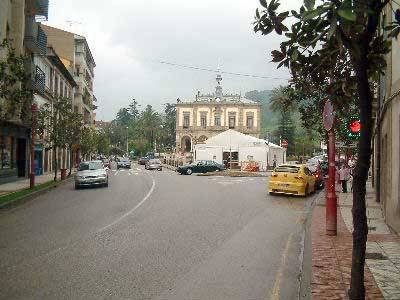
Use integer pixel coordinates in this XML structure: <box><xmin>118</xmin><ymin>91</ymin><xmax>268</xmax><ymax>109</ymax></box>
<box><xmin>176</xmin><ymin>74</ymin><xmax>261</xmax><ymax>152</ymax></box>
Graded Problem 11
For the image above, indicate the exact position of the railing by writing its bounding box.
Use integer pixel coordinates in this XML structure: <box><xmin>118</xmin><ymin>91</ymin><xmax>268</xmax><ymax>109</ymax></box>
<box><xmin>34</xmin><ymin>66</ymin><xmax>46</xmax><ymax>95</ymax></box>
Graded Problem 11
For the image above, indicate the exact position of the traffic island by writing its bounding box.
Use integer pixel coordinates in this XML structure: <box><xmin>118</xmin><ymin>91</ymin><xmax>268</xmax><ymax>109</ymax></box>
<box><xmin>196</xmin><ymin>171</ymin><xmax>269</xmax><ymax>177</ymax></box>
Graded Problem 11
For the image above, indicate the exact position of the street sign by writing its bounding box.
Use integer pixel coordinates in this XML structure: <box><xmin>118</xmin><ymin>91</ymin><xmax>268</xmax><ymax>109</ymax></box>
<box><xmin>281</xmin><ymin>139</ymin><xmax>288</xmax><ymax>148</ymax></box>
<box><xmin>323</xmin><ymin>100</ymin><xmax>335</xmax><ymax>131</ymax></box>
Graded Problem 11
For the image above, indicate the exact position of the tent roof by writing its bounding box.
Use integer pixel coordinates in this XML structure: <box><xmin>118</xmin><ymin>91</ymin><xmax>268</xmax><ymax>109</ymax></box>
<box><xmin>205</xmin><ymin>129</ymin><xmax>283</xmax><ymax>149</ymax></box>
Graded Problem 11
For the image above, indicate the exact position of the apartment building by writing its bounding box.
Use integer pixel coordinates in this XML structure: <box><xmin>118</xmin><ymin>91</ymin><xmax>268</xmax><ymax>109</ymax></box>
<box><xmin>0</xmin><ymin>0</ymin><xmax>49</xmax><ymax>184</ymax></box>
<box><xmin>41</xmin><ymin>25</ymin><xmax>97</xmax><ymax>125</ymax></box>
<box><xmin>374</xmin><ymin>1</ymin><xmax>400</xmax><ymax>233</ymax></box>
<box><xmin>33</xmin><ymin>46</ymin><xmax>77</xmax><ymax>175</ymax></box>
<box><xmin>176</xmin><ymin>73</ymin><xmax>261</xmax><ymax>152</ymax></box>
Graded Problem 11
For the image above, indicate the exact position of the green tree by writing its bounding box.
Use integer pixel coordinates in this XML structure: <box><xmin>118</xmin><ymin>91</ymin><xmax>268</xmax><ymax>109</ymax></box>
<box><xmin>128</xmin><ymin>98</ymin><xmax>140</xmax><ymax>121</ymax></box>
<box><xmin>115</xmin><ymin>108</ymin><xmax>131</xmax><ymax>126</ymax></box>
<box><xmin>38</xmin><ymin>97</ymin><xmax>72</xmax><ymax>181</ymax></box>
<box><xmin>0</xmin><ymin>39</ymin><xmax>33</xmax><ymax>123</ymax></box>
<box><xmin>254</xmin><ymin>0</ymin><xmax>400</xmax><ymax>297</ymax></box>
<box><xmin>97</xmin><ymin>132</ymin><xmax>111</xmax><ymax>156</ymax></box>
<box><xmin>162</xmin><ymin>103</ymin><xmax>176</xmax><ymax>149</ymax></box>
<box><xmin>80</xmin><ymin>126</ymin><xmax>98</xmax><ymax>159</ymax></box>
<box><xmin>64</xmin><ymin>111</ymin><xmax>83</xmax><ymax>176</ymax></box>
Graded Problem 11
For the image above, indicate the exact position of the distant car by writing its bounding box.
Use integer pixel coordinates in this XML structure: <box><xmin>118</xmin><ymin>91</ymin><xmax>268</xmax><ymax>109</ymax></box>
<box><xmin>268</xmin><ymin>164</ymin><xmax>316</xmax><ymax>196</ymax></box>
<box><xmin>75</xmin><ymin>161</ymin><xmax>108</xmax><ymax>189</ymax></box>
<box><xmin>138</xmin><ymin>157</ymin><xmax>149</xmax><ymax>165</ymax></box>
<box><xmin>177</xmin><ymin>160</ymin><xmax>225</xmax><ymax>175</ymax></box>
<box><xmin>102</xmin><ymin>158</ymin><xmax>111</xmax><ymax>169</ymax></box>
<box><xmin>145</xmin><ymin>159</ymin><xmax>162</xmax><ymax>171</ymax></box>
<box><xmin>117</xmin><ymin>158</ymin><xmax>131</xmax><ymax>169</ymax></box>
<box><xmin>307</xmin><ymin>163</ymin><xmax>324</xmax><ymax>189</ymax></box>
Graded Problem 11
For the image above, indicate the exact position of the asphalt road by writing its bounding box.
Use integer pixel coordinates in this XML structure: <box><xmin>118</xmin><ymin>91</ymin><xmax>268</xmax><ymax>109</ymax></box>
<box><xmin>0</xmin><ymin>163</ymin><xmax>317</xmax><ymax>299</ymax></box>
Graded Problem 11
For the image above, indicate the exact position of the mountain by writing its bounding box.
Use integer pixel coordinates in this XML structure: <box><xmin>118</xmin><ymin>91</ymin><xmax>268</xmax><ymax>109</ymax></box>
<box><xmin>245</xmin><ymin>90</ymin><xmax>279</xmax><ymax>136</ymax></box>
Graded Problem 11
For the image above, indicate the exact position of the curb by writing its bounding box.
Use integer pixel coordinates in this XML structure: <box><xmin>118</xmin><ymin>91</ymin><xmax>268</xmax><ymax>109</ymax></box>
<box><xmin>0</xmin><ymin>176</ymin><xmax>75</xmax><ymax>210</ymax></box>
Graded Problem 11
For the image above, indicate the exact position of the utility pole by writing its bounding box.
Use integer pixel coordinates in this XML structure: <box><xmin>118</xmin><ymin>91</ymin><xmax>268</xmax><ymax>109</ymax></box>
<box><xmin>126</xmin><ymin>126</ymin><xmax>129</xmax><ymax>155</ymax></box>
<box><xmin>323</xmin><ymin>99</ymin><xmax>337</xmax><ymax>236</ymax></box>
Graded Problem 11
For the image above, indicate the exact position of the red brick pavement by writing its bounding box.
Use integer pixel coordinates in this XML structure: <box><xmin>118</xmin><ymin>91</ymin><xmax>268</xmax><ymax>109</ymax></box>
<box><xmin>311</xmin><ymin>205</ymin><xmax>384</xmax><ymax>299</ymax></box>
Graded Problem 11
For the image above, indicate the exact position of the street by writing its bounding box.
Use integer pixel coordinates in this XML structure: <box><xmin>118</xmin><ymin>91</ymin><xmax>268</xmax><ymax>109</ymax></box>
<box><xmin>0</xmin><ymin>164</ymin><xmax>316</xmax><ymax>299</ymax></box>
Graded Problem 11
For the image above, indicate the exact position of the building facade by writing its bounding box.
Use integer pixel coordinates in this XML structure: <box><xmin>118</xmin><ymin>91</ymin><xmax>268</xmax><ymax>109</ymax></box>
<box><xmin>0</xmin><ymin>0</ymin><xmax>49</xmax><ymax>184</ymax></box>
<box><xmin>41</xmin><ymin>25</ymin><xmax>97</xmax><ymax>125</ymax></box>
<box><xmin>33</xmin><ymin>46</ymin><xmax>77</xmax><ymax>175</ymax></box>
<box><xmin>176</xmin><ymin>74</ymin><xmax>261</xmax><ymax>152</ymax></box>
<box><xmin>374</xmin><ymin>1</ymin><xmax>400</xmax><ymax>233</ymax></box>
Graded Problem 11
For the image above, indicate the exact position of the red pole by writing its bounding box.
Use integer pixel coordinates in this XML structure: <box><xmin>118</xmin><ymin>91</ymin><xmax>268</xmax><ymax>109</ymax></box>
<box><xmin>326</xmin><ymin>129</ymin><xmax>337</xmax><ymax>235</ymax></box>
<box><xmin>30</xmin><ymin>103</ymin><xmax>38</xmax><ymax>189</ymax></box>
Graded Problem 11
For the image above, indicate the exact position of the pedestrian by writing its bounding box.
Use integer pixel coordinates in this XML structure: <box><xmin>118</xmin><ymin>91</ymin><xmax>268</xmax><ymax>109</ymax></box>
<box><xmin>272</xmin><ymin>157</ymin><xmax>277</xmax><ymax>169</ymax></box>
<box><xmin>339</xmin><ymin>164</ymin><xmax>351</xmax><ymax>193</ymax></box>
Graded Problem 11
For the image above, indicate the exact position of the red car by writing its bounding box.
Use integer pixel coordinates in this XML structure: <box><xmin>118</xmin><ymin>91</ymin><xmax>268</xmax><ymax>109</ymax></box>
<box><xmin>307</xmin><ymin>163</ymin><xmax>324</xmax><ymax>189</ymax></box>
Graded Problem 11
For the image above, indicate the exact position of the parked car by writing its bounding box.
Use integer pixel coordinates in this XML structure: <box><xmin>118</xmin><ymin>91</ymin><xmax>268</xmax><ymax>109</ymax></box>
<box><xmin>268</xmin><ymin>164</ymin><xmax>316</xmax><ymax>196</ymax></box>
<box><xmin>177</xmin><ymin>160</ymin><xmax>225</xmax><ymax>175</ymax></box>
<box><xmin>75</xmin><ymin>161</ymin><xmax>108</xmax><ymax>189</ymax></box>
<box><xmin>145</xmin><ymin>159</ymin><xmax>162</xmax><ymax>171</ymax></box>
<box><xmin>117</xmin><ymin>158</ymin><xmax>131</xmax><ymax>169</ymax></box>
<box><xmin>307</xmin><ymin>163</ymin><xmax>324</xmax><ymax>189</ymax></box>
<box><xmin>102</xmin><ymin>158</ymin><xmax>111</xmax><ymax>169</ymax></box>
<box><xmin>138</xmin><ymin>157</ymin><xmax>149</xmax><ymax>165</ymax></box>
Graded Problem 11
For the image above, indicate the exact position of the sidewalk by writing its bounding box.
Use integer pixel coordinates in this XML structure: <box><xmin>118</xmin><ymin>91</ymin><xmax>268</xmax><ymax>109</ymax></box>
<box><xmin>311</xmin><ymin>182</ymin><xmax>400</xmax><ymax>299</ymax></box>
<box><xmin>0</xmin><ymin>173</ymin><xmax>58</xmax><ymax>196</ymax></box>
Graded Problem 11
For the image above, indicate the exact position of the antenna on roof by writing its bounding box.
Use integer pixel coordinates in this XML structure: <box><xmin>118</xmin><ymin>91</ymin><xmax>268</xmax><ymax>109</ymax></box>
<box><xmin>66</xmin><ymin>20</ymin><xmax>82</xmax><ymax>28</ymax></box>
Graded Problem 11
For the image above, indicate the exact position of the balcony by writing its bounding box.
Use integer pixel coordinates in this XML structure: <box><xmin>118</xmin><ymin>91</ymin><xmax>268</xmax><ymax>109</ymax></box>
<box><xmin>25</xmin><ymin>17</ymin><xmax>47</xmax><ymax>55</ymax></box>
<box><xmin>34</xmin><ymin>66</ymin><xmax>46</xmax><ymax>95</ymax></box>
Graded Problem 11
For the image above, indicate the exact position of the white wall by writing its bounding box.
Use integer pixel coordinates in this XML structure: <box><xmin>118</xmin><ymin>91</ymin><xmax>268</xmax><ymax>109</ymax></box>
<box><xmin>195</xmin><ymin>146</ymin><xmax>223</xmax><ymax>164</ymax></box>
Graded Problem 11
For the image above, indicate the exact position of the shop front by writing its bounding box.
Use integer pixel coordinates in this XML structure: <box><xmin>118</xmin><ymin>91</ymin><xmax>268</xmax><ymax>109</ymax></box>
<box><xmin>0</xmin><ymin>122</ymin><xmax>30</xmax><ymax>184</ymax></box>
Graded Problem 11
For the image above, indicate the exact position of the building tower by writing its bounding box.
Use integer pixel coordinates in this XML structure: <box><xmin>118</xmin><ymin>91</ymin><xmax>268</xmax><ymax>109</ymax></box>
<box><xmin>215</xmin><ymin>71</ymin><xmax>223</xmax><ymax>99</ymax></box>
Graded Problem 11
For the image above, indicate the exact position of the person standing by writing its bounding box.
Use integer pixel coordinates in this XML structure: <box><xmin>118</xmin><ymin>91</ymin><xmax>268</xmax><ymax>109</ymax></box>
<box><xmin>339</xmin><ymin>164</ymin><xmax>351</xmax><ymax>193</ymax></box>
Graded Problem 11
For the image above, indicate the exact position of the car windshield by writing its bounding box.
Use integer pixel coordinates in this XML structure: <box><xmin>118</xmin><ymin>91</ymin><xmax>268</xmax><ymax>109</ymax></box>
<box><xmin>275</xmin><ymin>166</ymin><xmax>300</xmax><ymax>173</ymax></box>
<box><xmin>121</xmin><ymin>158</ymin><xmax>130</xmax><ymax>162</ymax></box>
<box><xmin>78</xmin><ymin>161</ymin><xmax>104</xmax><ymax>171</ymax></box>
<box><xmin>306</xmin><ymin>164</ymin><xmax>318</xmax><ymax>173</ymax></box>
<box><xmin>149</xmin><ymin>159</ymin><xmax>161</xmax><ymax>164</ymax></box>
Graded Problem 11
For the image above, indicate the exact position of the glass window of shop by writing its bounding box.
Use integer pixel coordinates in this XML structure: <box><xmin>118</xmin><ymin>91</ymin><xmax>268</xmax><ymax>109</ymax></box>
<box><xmin>0</xmin><ymin>135</ymin><xmax>14</xmax><ymax>169</ymax></box>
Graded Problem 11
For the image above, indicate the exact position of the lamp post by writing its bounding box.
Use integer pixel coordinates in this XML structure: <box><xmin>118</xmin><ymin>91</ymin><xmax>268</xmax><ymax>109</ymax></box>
<box><xmin>126</xmin><ymin>126</ymin><xmax>129</xmax><ymax>155</ymax></box>
<box><xmin>30</xmin><ymin>102</ymin><xmax>39</xmax><ymax>189</ymax></box>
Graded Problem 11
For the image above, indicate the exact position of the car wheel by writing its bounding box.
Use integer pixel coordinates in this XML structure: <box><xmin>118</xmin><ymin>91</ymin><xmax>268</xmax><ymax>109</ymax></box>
<box><xmin>104</xmin><ymin>181</ymin><xmax>109</xmax><ymax>187</ymax></box>
<box><xmin>186</xmin><ymin>168</ymin><xmax>193</xmax><ymax>175</ymax></box>
<box><xmin>75</xmin><ymin>184</ymin><xmax>80</xmax><ymax>190</ymax></box>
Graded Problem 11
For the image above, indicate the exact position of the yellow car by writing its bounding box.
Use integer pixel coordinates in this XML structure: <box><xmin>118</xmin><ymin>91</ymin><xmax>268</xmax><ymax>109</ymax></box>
<box><xmin>268</xmin><ymin>164</ymin><xmax>316</xmax><ymax>196</ymax></box>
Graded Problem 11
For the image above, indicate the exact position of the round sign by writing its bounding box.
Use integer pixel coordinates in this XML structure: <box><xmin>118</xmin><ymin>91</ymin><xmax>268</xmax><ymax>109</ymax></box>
<box><xmin>350</xmin><ymin>119</ymin><xmax>361</xmax><ymax>133</ymax></box>
<box><xmin>323</xmin><ymin>100</ymin><xmax>335</xmax><ymax>131</ymax></box>
<box><xmin>281</xmin><ymin>139</ymin><xmax>288</xmax><ymax>148</ymax></box>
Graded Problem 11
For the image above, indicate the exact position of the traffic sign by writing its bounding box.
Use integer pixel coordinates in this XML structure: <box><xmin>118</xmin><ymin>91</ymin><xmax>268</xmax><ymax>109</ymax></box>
<box><xmin>323</xmin><ymin>100</ymin><xmax>335</xmax><ymax>131</ymax></box>
<box><xmin>281</xmin><ymin>139</ymin><xmax>288</xmax><ymax>148</ymax></box>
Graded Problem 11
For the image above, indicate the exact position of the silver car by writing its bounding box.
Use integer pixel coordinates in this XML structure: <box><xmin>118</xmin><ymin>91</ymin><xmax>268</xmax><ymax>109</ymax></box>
<box><xmin>145</xmin><ymin>159</ymin><xmax>162</xmax><ymax>171</ymax></box>
<box><xmin>75</xmin><ymin>161</ymin><xmax>109</xmax><ymax>189</ymax></box>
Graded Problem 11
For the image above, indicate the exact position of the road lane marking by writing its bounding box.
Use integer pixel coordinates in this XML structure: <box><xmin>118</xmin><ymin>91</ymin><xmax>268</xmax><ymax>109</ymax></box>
<box><xmin>271</xmin><ymin>233</ymin><xmax>293</xmax><ymax>300</ymax></box>
<box><xmin>98</xmin><ymin>174</ymin><xmax>156</xmax><ymax>233</ymax></box>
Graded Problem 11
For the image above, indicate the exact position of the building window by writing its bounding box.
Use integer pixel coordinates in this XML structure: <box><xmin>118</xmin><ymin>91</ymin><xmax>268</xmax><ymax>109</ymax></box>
<box><xmin>0</xmin><ymin>135</ymin><xmax>13</xmax><ymax>169</ymax></box>
<box><xmin>229</xmin><ymin>116</ymin><xmax>236</xmax><ymax>129</ymax></box>
<box><xmin>215</xmin><ymin>115</ymin><xmax>221</xmax><ymax>126</ymax></box>
<box><xmin>183</xmin><ymin>114</ymin><xmax>190</xmax><ymax>128</ymax></box>
<box><xmin>246</xmin><ymin>115</ymin><xmax>254</xmax><ymax>129</ymax></box>
<box><xmin>201</xmin><ymin>115</ymin><xmax>207</xmax><ymax>128</ymax></box>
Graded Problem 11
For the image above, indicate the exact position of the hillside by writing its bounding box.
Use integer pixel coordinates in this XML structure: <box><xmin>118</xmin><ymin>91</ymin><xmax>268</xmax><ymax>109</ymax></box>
<box><xmin>245</xmin><ymin>90</ymin><xmax>278</xmax><ymax>136</ymax></box>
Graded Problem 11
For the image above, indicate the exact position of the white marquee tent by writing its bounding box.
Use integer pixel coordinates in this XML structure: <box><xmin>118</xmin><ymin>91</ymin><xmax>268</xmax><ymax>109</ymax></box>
<box><xmin>194</xmin><ymin>129</ymin><xmax>286</xmax><ymax>171</ymax></box>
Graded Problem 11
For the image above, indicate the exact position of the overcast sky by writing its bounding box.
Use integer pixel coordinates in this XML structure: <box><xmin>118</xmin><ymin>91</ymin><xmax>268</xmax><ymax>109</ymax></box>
<box><xmin>44</xmin><ymin>0</ymin><xmax>301</xmax><ymax>121</ymax></box>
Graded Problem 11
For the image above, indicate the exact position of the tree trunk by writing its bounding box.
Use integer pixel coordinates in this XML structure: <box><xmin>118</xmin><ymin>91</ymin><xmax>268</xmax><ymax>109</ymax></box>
<box><xmin>53</xmin><ymin>146</ymin><xmax>58</xmax><ymax>182</ymax></box>
<box><xmin>69</xmin><ymin>146</ymin><xmax>73</xmax><ymax>176</ymax></box>
<box><xmin>348</xmin><ymin>55</ymin><xmax>372</xmax><ymax>299</ymax></box>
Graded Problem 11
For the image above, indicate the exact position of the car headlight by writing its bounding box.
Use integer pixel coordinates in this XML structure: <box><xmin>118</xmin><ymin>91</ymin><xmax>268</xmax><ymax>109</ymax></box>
<box><xmin>76</xmin><ymin>176</ymin><xmax>85</xmax><ymax>179</ymax></box>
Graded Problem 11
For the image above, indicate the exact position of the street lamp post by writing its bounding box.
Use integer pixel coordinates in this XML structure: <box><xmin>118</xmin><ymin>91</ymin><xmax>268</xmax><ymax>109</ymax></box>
<box><xmin>30</xmin><ymin>102</ymin><xmax>39</xmax><ymax>189</ymax></box>
<box><xmin>126</xmin><ymin>126</ymin><xmax>129</xmax><ymax>155</ymax></box>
